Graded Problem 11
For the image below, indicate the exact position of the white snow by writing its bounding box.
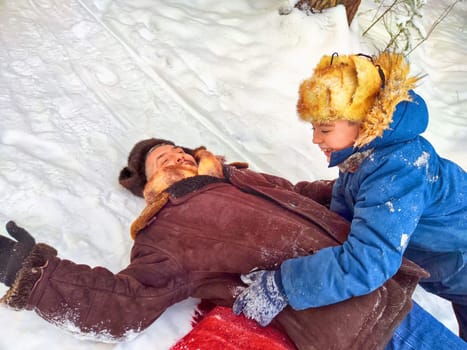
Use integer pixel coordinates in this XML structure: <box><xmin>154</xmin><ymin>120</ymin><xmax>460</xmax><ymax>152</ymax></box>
<box><xmin>400</xmin><ymin>233</ymin><xmax>410</xmax><ymax>251</ymax></box>
<box><xmin>414</xmin><ymin>151</ymin><xmax>430</xmax><ymax>167</ymax></box>
<box><xmin>0</xmin><ymin>0</ymin><xmax>466</xmax><ymax>349</ymax></box>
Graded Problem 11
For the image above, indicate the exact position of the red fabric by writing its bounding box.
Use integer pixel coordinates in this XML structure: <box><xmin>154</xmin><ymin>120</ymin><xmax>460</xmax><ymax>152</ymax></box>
<box><xmin>171</xmin><ymin>306</ymin><xmax>296</xmax><ymax>350</ymax></box>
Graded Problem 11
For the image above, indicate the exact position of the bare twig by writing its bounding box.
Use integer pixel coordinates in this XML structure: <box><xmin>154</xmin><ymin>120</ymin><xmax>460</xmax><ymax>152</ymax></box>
<box><xmin>405</xmin><ymin>0</ymin><xmax>462</xmax><ymax>56</ymax></box>
<box><xmin>361</xmin><ymin>0</ymin><xmax>458</xmax><ymax>55</ymax></box>
<box><xmin>362</xmin><ymin>0</ymin><xmax>402</xmax><ymax>37</ymax></box>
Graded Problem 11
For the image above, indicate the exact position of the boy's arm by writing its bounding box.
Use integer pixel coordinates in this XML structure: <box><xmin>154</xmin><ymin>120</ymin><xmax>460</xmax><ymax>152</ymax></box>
<box><xmin>280</xmin><ymin>157</ymin><xmax>427</xmax><ymax>310</ymax></box>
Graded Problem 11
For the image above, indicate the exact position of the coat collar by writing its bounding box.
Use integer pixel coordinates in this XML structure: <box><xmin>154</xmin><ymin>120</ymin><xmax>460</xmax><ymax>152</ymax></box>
<box><xmin>130</xmin><ymin>175</ymin><xmax>227</xmax><ymax>239</ymax></box>
<box><xmin>337</xmin><ymin>149</ymin><xmax>373</xmax><ymax>173</ymax></box>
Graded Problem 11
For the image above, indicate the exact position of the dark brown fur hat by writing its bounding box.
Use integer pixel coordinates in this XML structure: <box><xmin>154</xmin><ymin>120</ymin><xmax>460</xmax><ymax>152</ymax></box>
<box><xmin>119</xmin><ymin>138</ymin><xmax>194</xmax><ymax>197</ymax></box>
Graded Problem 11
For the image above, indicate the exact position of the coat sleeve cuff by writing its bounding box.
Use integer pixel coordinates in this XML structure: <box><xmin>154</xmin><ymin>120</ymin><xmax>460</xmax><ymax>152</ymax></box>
<box><xmin>1</xmin><ymin>243</ymin><xmax>57</xmax><ymax>310</ymax></box>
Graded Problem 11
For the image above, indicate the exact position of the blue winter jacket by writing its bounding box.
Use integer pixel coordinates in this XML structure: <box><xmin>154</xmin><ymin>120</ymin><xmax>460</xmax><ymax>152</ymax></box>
<box><xmin>281</xmin><ymin>91</ymin><xmax>467</xmax><ymax>309</ymax></box>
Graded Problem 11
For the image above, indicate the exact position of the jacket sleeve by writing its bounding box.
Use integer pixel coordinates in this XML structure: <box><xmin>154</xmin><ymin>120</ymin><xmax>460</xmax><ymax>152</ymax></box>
<box><xmin>280</xmin><ymin>152</ymin><xmax>427</xmax><ymax>309</ymax></box>
<box><xmin>1</xmin><ymin>241</ymin><xmax>188</xmax><ymax>342</ymax></box>
<box><xmin>231</xmin><ymin>167</ymin><xmax>336</xmax><ymax>207</ymax></box>
<box><xmin>293</xmin><ymin>179</ymin><xmax>336</xmax><ymax>208</ymax></box>
<box><xmin>329</xmin><ymin>175</ymin><xmax>353</xmax><ymax>221</ymax></box>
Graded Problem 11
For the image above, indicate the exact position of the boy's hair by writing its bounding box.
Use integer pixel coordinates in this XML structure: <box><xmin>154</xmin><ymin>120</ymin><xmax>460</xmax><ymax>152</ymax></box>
<box><xmin>297</xmin><ymin>52</ymin><xmax>420</xmax><ymax>147</ymax></box>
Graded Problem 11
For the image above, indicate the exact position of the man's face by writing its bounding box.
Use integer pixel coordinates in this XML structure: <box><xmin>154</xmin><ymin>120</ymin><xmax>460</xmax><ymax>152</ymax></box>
<box><xmin>145</xmin><ymin>144</ymin><xmax>198</xmax><ymax>180</ymax></box>
<box><xmin>311</xmin><ymin>120</ymin><xmax>360</xmax><ymax>162</ymax></box>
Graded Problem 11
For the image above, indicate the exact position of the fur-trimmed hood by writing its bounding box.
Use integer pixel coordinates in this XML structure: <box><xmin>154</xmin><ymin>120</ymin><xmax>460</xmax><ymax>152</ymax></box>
<box><xmin>328</xmin><ymin>90</ymin><xmax>428</xmax><ymax>167</ymax></box>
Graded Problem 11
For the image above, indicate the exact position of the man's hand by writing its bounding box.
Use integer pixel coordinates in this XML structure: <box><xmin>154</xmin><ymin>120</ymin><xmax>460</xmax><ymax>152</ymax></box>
<box><xmin>0</xmin><ymin>221</ymin><xmax>36</xmax><ymax>287</ymax></box>
<box><xmin>233</xmin><ymin>269</ymin><xmax>288</xmax><ymax>326</ymax></box>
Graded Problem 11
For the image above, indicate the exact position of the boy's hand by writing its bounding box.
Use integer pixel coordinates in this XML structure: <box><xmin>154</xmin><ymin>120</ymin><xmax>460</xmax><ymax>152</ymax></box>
<box><xmin>0</xmin><ymin>221</ymin><xmax>36</xmax><ymax>286</ymax></box>
<box><xmin>233</xmin><ymin>269</ymin><xmax>288</xmax><ymax>326</ymax></box>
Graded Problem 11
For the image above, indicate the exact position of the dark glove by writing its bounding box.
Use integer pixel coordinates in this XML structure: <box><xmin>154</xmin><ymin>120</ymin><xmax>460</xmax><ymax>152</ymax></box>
<box><xmin>233</xmin><ymin>269</ymin><xmax>288</xmax><ymax>326</ymax></box>
<box><xmin>0</xmin><ymin>221</ymin><xmax>36</xmax><ymax>287</ymax></box>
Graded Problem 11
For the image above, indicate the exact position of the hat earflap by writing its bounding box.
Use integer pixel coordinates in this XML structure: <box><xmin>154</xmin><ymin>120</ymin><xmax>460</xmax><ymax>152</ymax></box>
<box><xmin>355</xmin><ymin>52</ymin><xmax>420</xmax><ymax>147</ymax></box>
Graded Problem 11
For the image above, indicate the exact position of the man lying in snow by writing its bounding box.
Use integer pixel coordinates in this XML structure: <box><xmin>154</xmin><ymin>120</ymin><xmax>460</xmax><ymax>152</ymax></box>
<box><xmin>0</xmin><ymin>137</ymin><xmax>452</xmax><ymax>349</ymax></box>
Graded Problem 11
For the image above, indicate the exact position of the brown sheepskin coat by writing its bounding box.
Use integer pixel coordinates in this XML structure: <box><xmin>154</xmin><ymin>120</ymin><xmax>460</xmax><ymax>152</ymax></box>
<box><xmin>1</xmin><ymin>166</ymin><xmax>427</xmax><ymax>349</ymax></box>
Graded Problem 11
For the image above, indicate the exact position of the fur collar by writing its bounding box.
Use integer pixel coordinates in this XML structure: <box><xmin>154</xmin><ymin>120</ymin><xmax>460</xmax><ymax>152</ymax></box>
<box><xmin>130</xmin><ymin>175</ymin><xmax>227</xmax><ymax>239</ymax></box>
<box><xmin>338</xmin><ymin>149</ymin><xmax>373</xmax><ymax>173</ymax></box>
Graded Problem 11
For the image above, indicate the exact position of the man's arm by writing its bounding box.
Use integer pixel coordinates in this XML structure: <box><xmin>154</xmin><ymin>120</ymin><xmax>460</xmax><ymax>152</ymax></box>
<box><xmin>293</xmin><ymin>179</ymin><xmax>335</xmax><ymax>208</ymax></box>
<box><xmin>1</xmin><ymin>222</ymin><xmax>187</xmax><ymax>342</ymax></box>
<box><xmin>225</xmin><ymin>166</ymin><xmax>336</xmax><ymax>207</ymax></box>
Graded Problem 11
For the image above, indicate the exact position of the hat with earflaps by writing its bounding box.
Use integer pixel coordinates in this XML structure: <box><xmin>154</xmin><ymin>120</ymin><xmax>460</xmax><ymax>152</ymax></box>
<box><xmin>297</xmin><ymin>52</ymin><xmax>420</xmax><ymax>147</ymax></box>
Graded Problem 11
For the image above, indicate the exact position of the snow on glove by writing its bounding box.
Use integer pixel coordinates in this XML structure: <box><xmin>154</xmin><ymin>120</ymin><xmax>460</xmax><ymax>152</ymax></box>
<box><xmin>233</xmin><ymin>269</ymin><xmax>288</xmax><ymax>327</ymax></box>
<box><xmin>0</xmin><ymin>221</ymin><xmax>36</xmax><ymax>287</ymax></box>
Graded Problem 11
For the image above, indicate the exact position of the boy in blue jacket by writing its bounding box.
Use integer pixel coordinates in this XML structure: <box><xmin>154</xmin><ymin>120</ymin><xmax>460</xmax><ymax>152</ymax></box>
<box><xmin>233</xmin><ymin>52</ymin><xmax>467</xmax><ymax>348</ymax></box>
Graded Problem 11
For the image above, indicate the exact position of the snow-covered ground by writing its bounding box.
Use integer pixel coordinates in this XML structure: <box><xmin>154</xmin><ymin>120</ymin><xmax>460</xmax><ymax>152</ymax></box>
<box><xmin>0</xmin><ymin>0</ymin><xmax>465</xmax><ymax>349</ymax></box>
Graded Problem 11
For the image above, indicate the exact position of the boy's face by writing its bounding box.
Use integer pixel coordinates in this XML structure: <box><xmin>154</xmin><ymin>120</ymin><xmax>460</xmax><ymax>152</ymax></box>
<box><xmin>311</xmin><ymin>120</ymin><xmax>360</xmax><ymax>163</ymax></box>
